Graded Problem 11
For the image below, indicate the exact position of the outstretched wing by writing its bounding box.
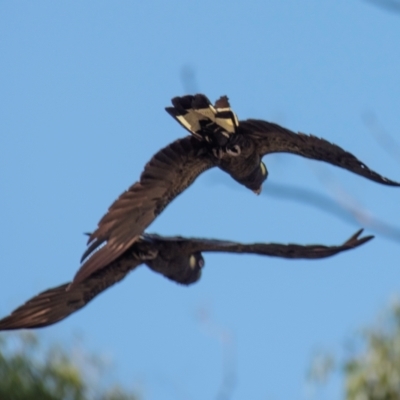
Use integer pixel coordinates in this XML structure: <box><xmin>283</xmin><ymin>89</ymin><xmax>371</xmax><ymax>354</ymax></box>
<box><xmin>0</xmin><ymin>256</ymin><xmax>142</xmax><ymax>330</ymax></box>
<box><xmin>239</xmin><ymin>119</ymin><xmax>400</xmax><ymax>186</ymax></box>
<box><xmin>74</xmin><ymin>136</ymin><xmax>215</xmax><ymax>286</ymax></box>
<box><xmin>161</xmin><ymin>229</ymin><xmax>373</xmax><ymax>258</ymax></box>
<box><xmin>0</xmin><ymin>229</ymin><xmax>372</xmax><ymax>330</ymax></box>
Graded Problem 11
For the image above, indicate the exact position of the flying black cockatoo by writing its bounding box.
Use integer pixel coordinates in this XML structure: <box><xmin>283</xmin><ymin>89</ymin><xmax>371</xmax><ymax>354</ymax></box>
<box><xmin>0</xmin><ymin>229</ymin><xmax>372</xmax><ymax>330</ymax></box>
<box><xmin>74</xmin><ymin>94</ymin><xmax>398</xmax><ymax>286</ymax></box>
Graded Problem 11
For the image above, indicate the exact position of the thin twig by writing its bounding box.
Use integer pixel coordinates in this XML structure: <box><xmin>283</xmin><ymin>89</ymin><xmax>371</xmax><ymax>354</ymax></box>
<box><xmin>180</xmin><ymin>65</ymin><xmax>199</xmax><ymax>94</ymax></box>
<box><xmin>362</xmin><ymin>111</ymin><xmax>400</xmax><ymax>165</ymax></box>
<box><xmin>363</xmin><ymin>0</ymin><xmax>400</xmax><ymax>13</ymax></box>
<box><xmin>310</xmin><ymin>166</ymin><xmax>400</xmax><ymax>243</ymax></box>
<box><xmin>196</xmin><ymin>306</ymin><xmax>237</xmax><ymax>400</ymax></box>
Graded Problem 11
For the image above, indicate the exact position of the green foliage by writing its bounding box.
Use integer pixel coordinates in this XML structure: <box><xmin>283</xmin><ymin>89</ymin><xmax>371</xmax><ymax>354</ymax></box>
<box><xmin>0</xmin><ymin>333</ymin><xmax>138</xmax><ymax>400</ymax></box>
<box><xmin>309</xmin><ymin>301</ymin><xmax>400</xmax><ymax>400</ymax></box>
<box><xmin>344</xmin><ymin>303</ymin><xmax>400</xmax><ymax>400</ymax></box>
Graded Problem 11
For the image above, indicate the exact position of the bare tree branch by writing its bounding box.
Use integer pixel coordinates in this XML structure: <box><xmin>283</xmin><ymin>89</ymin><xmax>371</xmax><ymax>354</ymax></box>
<box><xmin>196</xmin><ymin>307</ymin><xmax>237</xmax><ymax>400</ymax></box>
<box><xmin>180</xmin><ymin>65</ymin><xmax>199</xmax><ymax>94</ymax></box>
<box><xmin>310</xmin><ymin>166</ymin><xmax>400</xmax><ymax>243</ymax></box>
<box><xmin>362</xmin><ymin>0</ymin><xmax>400</xmax><ymax>14</ymax></box>
<box><xmin>362</xmin><ymin>111</ymin><xmax>400</xmax><ymax>165</ymax></box>
<box><xmin>207</xmin><ymin>173</ymin><xmax>400</xmax><ymax>243</ymax></box>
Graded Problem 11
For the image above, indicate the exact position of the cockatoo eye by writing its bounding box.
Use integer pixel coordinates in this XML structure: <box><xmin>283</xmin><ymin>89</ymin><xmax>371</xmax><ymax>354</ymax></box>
<box><xmin>226</xmin><ymin>144</ymin><xmax>241</xmax><ymax>156</ymax></box>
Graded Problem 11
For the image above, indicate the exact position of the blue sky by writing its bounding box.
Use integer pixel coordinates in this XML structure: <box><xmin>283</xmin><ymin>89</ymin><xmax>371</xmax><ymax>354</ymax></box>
<box><xmin>1</xmin><ymin>1</ymin><xmax>400</xmax><ymax>399</ymax></box>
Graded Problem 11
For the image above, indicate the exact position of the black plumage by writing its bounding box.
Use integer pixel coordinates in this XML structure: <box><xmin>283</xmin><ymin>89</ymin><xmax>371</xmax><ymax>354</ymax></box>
<box><xmin>0</xmin><ymin>230</ymin><xmax>372</xmax><ymax>330</ymax></box>
<box><xmin>75</xmin><ymin>94</ymin><xmax>398</xmax><ymax>285</ymax></box>
<box><xmin>166</xmin><ymin>94</ymin><xmax>400</xmax><ymax>191</ymax></box>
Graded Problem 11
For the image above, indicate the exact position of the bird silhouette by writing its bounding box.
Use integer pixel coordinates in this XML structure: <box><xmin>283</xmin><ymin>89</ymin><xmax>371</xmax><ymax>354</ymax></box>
<box><xmin>0</xmin><ymin>229</ymin><xmax>372</xmax><ymax>330</ymax></box>
<box><xmin>75</xmin><ymin>94</ymin><xmax>398</xmax><ymax>286</ymax></box>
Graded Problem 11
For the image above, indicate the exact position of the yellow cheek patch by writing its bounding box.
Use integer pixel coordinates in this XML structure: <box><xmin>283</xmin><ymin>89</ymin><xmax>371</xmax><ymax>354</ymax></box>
<box><xmin>260</xmin><ymin>162</ymin><xmax>267</xmax><ymax>176</ymax></box>
<box><xmin>189</xmin><ymin>255</ymin><xmax>196</xmax><ymax>269</ymax></box>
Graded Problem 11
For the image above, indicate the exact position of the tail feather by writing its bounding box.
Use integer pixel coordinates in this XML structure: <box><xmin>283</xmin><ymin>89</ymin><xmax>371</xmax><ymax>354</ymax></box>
<box><xmin>165</xmin><ymin>94</ymin><xmax>239</xmax><ymax>144</ymax></box>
